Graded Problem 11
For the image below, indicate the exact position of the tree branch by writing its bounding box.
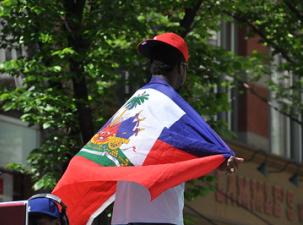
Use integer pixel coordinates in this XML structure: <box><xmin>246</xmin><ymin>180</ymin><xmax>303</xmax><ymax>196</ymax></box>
<box><xmin>63</xmin><ymin>0</ymin><xmax>87</xmax><ymax>37</ymax></box>
<box><xmin>224</xmin><ymin>11</ymin><xmax>295</xmax><ymax>64</ymax></box>
<box><xmin>283</xmin><ymin>0</ymin><xmax>303</xmax><ymax>24</ymax></box>
<box><xmin>179</xmin><ymin>0</ymin><xmax>203</xmax><ymax>37</ymax></box>
<box><xmin>241</xmin><ymin>81</ymin><xmax>303</xmax><ymax>125</ymax></box>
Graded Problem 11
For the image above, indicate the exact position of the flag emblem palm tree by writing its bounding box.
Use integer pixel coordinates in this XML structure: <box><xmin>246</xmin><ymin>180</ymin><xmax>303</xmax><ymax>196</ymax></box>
<box><xmin>125</xmin><ymin>91</ymin><xmax>149</xmax><ymax>110</ymax></box>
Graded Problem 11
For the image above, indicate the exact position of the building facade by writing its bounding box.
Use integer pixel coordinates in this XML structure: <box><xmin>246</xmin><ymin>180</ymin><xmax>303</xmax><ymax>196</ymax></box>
<box><xmin>0</xmin><ymin>47</ymin><xmax>37</xmax><ymax>201</ymax></box>
<box><xmin>185</xmin><ymin>23</ymin><xmax>303</xmax><ymax>225</ymax></box>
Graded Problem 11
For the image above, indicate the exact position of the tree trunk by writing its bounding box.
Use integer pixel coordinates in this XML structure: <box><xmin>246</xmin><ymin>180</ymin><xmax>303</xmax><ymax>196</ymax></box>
<box><xmin>70</xmin><ymin>60</ymin><xmax>94</xmax><ymax>143</ymax></box>
<box><xmin>63</xmin><ymin>0</ymin><xmax>94</xmax><ymax>143</ymax></box>
<box><xmin>179</xmin><ymin>0</ymin><xmax>203</xmax><ymax>37</ymax></box>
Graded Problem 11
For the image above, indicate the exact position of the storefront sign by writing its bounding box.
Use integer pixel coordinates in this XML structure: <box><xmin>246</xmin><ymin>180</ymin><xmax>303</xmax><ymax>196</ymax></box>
<box><xmin>215</xmin><ymin>171</ymin><xmax>303</xmax><ymax>223</ymax></box>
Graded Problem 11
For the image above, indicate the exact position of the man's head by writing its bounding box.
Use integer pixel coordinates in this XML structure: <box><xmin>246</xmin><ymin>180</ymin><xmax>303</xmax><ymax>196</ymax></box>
<box><xmin>28</xmin><ymin>195</ymin><xmax>67</xmax><ymax>225</ymax></box>
<box><xmin>138</xmin><ymin>32</ymin><xmax>189</xmax><ymax>90</ymax></box>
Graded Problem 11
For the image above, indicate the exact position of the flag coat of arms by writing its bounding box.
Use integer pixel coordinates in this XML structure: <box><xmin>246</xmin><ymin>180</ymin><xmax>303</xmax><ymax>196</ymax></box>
<box><xmin>53</xmin><ymin>76</ymin><xmax>235</xmax><ymax>225</ymax></box>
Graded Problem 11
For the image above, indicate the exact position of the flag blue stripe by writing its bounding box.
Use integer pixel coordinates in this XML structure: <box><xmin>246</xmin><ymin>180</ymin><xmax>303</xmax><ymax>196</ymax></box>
<box><xmin>141</xmin><ymin>76</ymin><xmax>235</xmax><ymax>158</ymax></box>
<box><xmin>158</xmin><ymin>115</ymin><xmax>233</xmax><ymax>158</ymax></box>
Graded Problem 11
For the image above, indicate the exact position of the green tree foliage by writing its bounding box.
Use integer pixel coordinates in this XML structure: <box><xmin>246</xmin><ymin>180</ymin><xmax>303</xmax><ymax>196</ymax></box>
<box><xmin>207</xmin><ymin>0</ymin><xmax>303</xmax><ymax>124</ymax></box>
<box><xmin>0</xmin><ymin>0</ymin><xmax>268</xmax><ymax>193</ymax></box>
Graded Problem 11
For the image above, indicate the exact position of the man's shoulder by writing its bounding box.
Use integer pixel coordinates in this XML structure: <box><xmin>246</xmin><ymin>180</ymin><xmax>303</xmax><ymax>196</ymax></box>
<box><xmin>140</xmin><ymin>83</ymin><xmax>177</xmax><ymax>102</ymax></box>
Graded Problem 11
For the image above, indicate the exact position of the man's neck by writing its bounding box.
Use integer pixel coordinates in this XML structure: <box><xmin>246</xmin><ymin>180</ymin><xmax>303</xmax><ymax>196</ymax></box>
<box><xmin>152</xmin><ymin>74</ymin><xmax>169</xmax><ymax>82</ymax></box>
<box><xmin>152</xmin><ymin>74</ymin><xmax>178</xmax><ymax>89</ymax></box>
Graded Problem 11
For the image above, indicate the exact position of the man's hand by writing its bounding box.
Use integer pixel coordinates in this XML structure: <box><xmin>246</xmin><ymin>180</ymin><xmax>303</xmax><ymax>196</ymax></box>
<box><xmin>219</xmin><ymin>156</ymin><xmax>244</xmax><ymax>174</ymax></box>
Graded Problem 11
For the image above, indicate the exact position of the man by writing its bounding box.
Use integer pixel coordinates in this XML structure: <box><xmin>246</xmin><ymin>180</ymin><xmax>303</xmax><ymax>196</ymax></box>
<box><xmin>53</xmin><ymin>32</ymin><xmax>243</xmax><ymax>225</ymax></box>
<box><xmin>28</xmin><ymin>194</ymin><xmax>69</xmax><ymax>225</ymax></box>
<box><xmin>111</xmin><ymin>33</ymin><xmax>244</xmax><ymax>225</ymax></box>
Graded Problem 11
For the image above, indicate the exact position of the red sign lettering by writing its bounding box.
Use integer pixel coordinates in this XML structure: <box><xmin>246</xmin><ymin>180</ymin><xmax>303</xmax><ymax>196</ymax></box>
<box><xmin>286</xmin><ymin>191</ymin><xmax>295</xmax><ymax>221</ymax></box>
<box><xmin>226</xmin><ymin>174</ymin><xmax>237</xmax><ymax>206</ymax></box>
<box><xmin>214</xmin><ymin>173</ymin><xmax>302</xmax><ymax>222</ymax></box>
<box><xmin>238</xmin><ymin>176</ymin><xmax>250</xmax><ymax>209</ymax></box>
<box><xmin>264</xmin><ymin>184</ymin><xmax>273</xmax><ymax>216</ymax></box>
<box><xmin>250</xmin><ymin>180</ymin><xmax>265</xmax><ymax>213</ymax></box>
<box><xmin>298</xmin><ymin>204</ymin><xmax>303</xmax><ymax>223</ymax></box>
<box><xmin>272</xmin><ymin>185</ymin><xmax>284</xmax><ymax>218</ymax></box>
<box><xmin>215</xmin><ymin>171</ymin><xmax>226</xmax><ymax>203</ymax></box>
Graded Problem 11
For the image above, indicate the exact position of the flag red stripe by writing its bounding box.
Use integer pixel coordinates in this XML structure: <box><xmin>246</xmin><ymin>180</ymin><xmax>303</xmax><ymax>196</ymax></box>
<box><xmin>53</xmin><ymin>180</ymin><xmax>115</xmax><ymax>225</ymax></box>
<box><xmin>53</xmin><ymin>143</ymin><xmax>225</xmax><ymax>225</ymax></box>
<box><xmin>143</xmin><ymin>139</ymin><xmax>196</xmax><ymax>165</ymax></box>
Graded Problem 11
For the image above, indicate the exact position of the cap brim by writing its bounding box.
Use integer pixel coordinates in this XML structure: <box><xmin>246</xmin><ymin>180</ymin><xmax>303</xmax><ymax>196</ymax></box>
<box><xmin>138</xmin><ymin>39</ymin><xmax>184</xmax><ymax>64</ymax></box>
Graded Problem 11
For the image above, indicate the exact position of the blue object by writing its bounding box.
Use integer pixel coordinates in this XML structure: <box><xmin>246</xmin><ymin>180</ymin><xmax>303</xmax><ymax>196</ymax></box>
<box><xmin>28</xmin><ymin>197</ymin><xmax>60</xmax><ymax>218</ymax></box>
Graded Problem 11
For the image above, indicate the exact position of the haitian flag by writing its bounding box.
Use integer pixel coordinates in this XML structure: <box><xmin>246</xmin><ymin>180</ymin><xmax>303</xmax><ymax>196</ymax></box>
<box><xmin>52</xmin><ymin>76</ymin><xmax>235</xmax><ymax>225</ymax></box>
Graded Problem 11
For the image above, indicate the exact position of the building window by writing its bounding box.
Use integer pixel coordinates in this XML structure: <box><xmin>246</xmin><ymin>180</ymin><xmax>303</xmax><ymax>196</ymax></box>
<box><xmin>0</xmin><ymin>44</ymin><xmax>25</xmax><ymax>88</ymax></box>
<box><xmin>0</xmin><ymin>115</ymin><xmax>40</xmax><ymax>167</ymax></box>
<box><xmin>270</xmin><ymin>55</ymin><xmax>303</xmax><ymax>162</ymax></box>
<box><xmin>209</xmin><ymin>22</ymin><xmax>238</xmax><ymax>132</ymax></box>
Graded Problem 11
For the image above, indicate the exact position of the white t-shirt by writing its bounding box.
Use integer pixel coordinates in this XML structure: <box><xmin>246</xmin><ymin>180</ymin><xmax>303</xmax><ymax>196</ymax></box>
<box><xmin>111</xmin><ymin>181</ymin><xmax>185</xmax><ymax>225</ymax></box>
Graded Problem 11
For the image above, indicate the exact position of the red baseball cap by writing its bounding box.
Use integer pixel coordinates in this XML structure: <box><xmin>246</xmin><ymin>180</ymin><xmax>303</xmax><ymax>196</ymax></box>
<box><xmin>138</xmin><ymin>32</ymin><xmax>189</xmax><ymax>63</ymax></box>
